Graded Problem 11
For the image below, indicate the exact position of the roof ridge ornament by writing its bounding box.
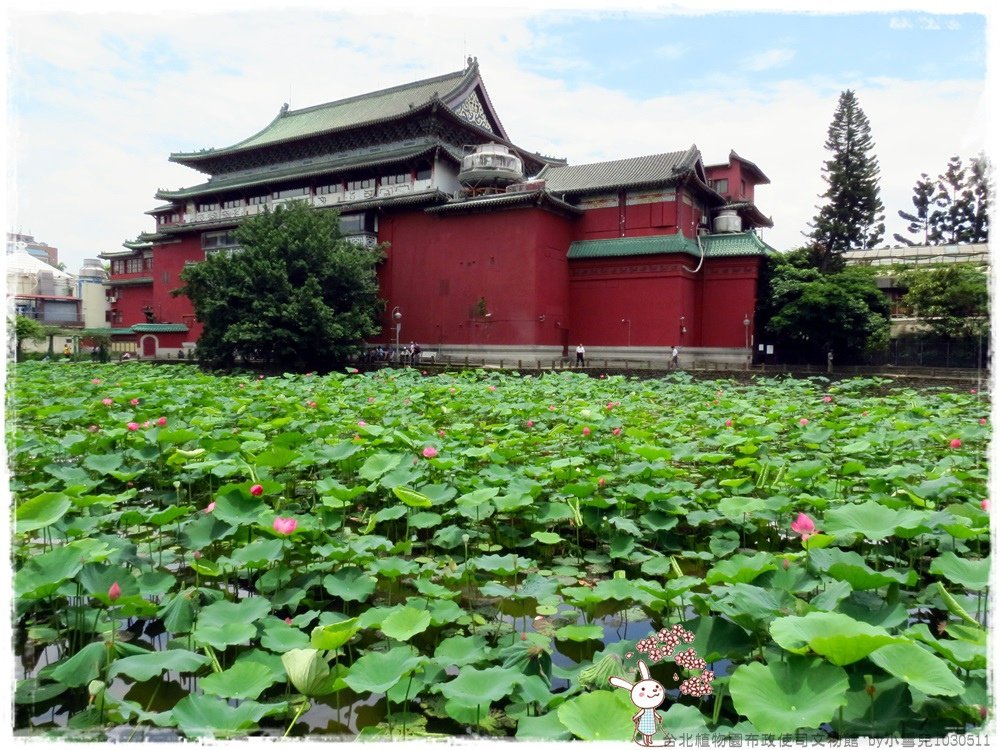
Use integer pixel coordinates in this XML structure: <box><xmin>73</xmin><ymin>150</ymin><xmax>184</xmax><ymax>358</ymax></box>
<box><xmin>279</xmin><ymin>103</ymin><xmax>290</xmax><ymax>116</ymax></box>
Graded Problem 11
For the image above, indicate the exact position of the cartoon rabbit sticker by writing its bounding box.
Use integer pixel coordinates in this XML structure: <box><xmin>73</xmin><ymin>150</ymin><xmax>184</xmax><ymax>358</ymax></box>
<box><xmin>609</xmin><ymin>660</ymin><xmax>666</xmax><ymax>746</ymax></box>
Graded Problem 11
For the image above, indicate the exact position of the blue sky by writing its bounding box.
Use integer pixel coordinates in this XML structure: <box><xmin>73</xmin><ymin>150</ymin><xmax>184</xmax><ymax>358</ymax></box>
<box><xmin>3</xmin><ymin>2</ymin><xmax>993</xmax><ymax>273</ymax></box>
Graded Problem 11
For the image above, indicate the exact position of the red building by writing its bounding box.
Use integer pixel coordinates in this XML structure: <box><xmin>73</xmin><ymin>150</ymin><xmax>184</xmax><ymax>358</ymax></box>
<box><xmin>107</xmin><ymin>59</ymin><xmax>774</xmax><ymax>363</ymax></box>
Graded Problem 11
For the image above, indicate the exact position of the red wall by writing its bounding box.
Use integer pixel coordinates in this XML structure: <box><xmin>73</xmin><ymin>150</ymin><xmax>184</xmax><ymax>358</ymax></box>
<box><xmin>698</xmin><ymin>257</ymin><xmax>762</xmax><ymax>347</ymax></box>
<box><xmin>568</xmin><ymin>255</ymin><xmax>700</xmax><ymax>347</ymax></box>
<box><xmin>151</xmin><ymin>236</ymin><xmax>205</xmax><ymax>340</ymax></box>
<box><xmin>376</xmin><ymin>206</ymin><xmax>575</xmax><ymax>347</ymax></box>
<box><xmin>112</xmin><ymin>281</ymin><xmax>153</xmax><ymax>329</ymax></box>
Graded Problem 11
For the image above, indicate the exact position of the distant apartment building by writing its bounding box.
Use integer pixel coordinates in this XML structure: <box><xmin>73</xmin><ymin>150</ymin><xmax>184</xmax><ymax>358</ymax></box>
<box><xmin>7</xmin><ymin>232</ymin><xmax>59</xmax><ymax>268</ymax></box>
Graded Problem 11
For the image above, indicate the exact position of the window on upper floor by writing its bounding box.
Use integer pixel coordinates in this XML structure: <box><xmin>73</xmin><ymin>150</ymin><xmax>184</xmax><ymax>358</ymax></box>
<box><xmin>125</xmin><ymin>257</ymin><xmax>145</xmax><ymax>274</ymax></box>
<box><xmin>317</xmin><ymin>183</ymin><xmax>342</xmax><ymax>195</ymax></box>
<box><xmin>272</xmin><ymin>186</ymin><xmax>310</xmax><ymax>200</ymax></box>
<box><xmin>347</xmin><ymin>177</ymin><xmax>375</xmax><ymax>191</ymax></box>
<box><xmin>416</xmin><ymin>164</ymin><xmax>432</xmax><ymax>181</ymax></box>
<box><xmin>203</xmin><ymin>230</ymin><xmax>240</xmax><ymax>253</ymax></box>
<box><xmin>383</xmin><ymin>173</ymin><xmax>410</xmax><ymax>185</ymax></box>
<box><xmin>339</xmin><ymin>212</ymin><xmax>376</xmax><ymax>235</ymax></box>
<box><xmin>249</xmin><ymin>194</ymin><xmax>269</xmax><ymax>205</ymax></box>
<box><xmin>197</xmin><ymin>200</ymin><xmax>220</xmax><ymax>212</ymax></box>
<box><xmin>222</xmin><ymin>198</ymin><xmax>243</xmax><ymax>209</ymax></box>
<box><xmin>711</xmin><ymin>179</ymin><xmax>728</xmax><ymax>194</ymax></box>
<box><xmin>741</xmin><ymin>179</ymin><xmax>747</xmax><ymax>197</ymax></box>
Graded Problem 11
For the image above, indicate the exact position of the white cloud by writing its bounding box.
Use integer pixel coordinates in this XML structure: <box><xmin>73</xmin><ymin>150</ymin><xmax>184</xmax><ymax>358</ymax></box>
<box><xmin>4</xmin><ymin>8</ymin><xmax>989</xmax><ymax>274</ymax></box>
<box><xmin>744</xmin><ymin>48</ymin><xmax>796</xmax><ymax>72</ymax></box>
<box><xmin>889</xmin><ymin>17</ymin><xmax>913</xmax><ymax>29</ymax></box>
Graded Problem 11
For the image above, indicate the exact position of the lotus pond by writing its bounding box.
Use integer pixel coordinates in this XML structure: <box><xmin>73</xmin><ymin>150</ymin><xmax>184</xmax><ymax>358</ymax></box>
<box><xmin>7</xmin><ymin>362</ymin><xmax>992</xmax><ymax>740</ymax></box>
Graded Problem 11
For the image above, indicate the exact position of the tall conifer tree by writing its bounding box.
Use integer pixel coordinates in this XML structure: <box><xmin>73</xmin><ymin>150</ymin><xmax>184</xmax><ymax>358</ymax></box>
<box><xmin>893</xmin><ymin>173</ymin><xmax>935</xmax><ymax>246</ymax></box>
<box><xmin>808</xmin><ymin>90</ymin><xmax>885</xmax><ymax>271</ymax></box>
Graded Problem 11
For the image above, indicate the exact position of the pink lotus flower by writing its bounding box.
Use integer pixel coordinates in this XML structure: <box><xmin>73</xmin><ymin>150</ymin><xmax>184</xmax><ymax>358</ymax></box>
<box><xmin>204</xmin><ymin>502</ymin><xmax>216</xmax><ymax>513</ymax></box>
<box><xmin>449</xmin><ymin>388</ymin><xmax>457</xmax><ymax>394</ymax></box>
<box><xmin>258</xmin><ymin>375</ymin><xmax>265</xmax><ymax>380</ymax></box>
<box><xmin>108</xmin><ymin>582</ymin><xmax>121</xmax><ymax>602</ymax></box>
<box><xmin>548</xmin><ymin>405</ymin><xmax>555</xmax><ymax>411</ymax></box>
<box><xmin>950</xmin><ymin>438</ymin><xmax>962</xmax><ymax>449</ymax></box>
<box><xmin>91</xmin><ymin>378</ymin><xmax>102</xmax><ymax>385</ymax></box>
<box><xmin>612</xmin><ymin>427</ymin><xmax>622</xmax><ymax>436</ymax></box>
<box><xmin>88</xmin><ymin>424</ymin><xmax>100</xmax><ymax>432</ymax></box>
<box><xmin>131</xmin><ymin>398</ymin><xmax>140</xmax><ymax>406</ymax></box>
<box><xmin>273</xmin><ymin>517</ymin><xmax>297</xmax><ymax>535</ymax></box>
<box><xmin>488</xmin><ymin>385</ymin><xmax>496</xmax><ymax>392</ymax></box>
<box><xmin>791</xmin><ymin>512</ymin><xmax>817</xmax><ymax>540</ymax></box>
<box><xmin>422</xmin><ymin>446</ymin><xmax>438</xmax><ymax>458</ymax></box>
<box><xmin>607</xmin><ymin>402</ymin><xmax>615</xmax><ymax>410</ymax></box>
<box><xmin>193</xmin><ymin>550</ymin><xmax>202</xmax><ymax>560</ymax></box>
<box><xmin>526</xmin><ymin>420</ymin><xmax>534</xmax><ymax>428</ymax></box>
<box><xmin>285</xmin><ymin>616</ymin><xmax>293</xmax><ymax>625</ymax></box>
<box><xmin>368</xmin><ymin>397</ymin><xmax>376</xmax><ymax>403</ymax></box>
<box><xmin>862</xmin><ymin>411</ymin><xmax>868</xmax><ymax>416</ymax></box>
<box><xmin>358</xmin><ymin>420</ymin><xmax>366</xmax><ymax>427</ymax></box>
<box><xmin>250</xmin><ymin>484</ymin><xmax>264</xmax><ymax>496</ymax></box>
<box><xmin>102</xmin><ymin>398</ymin><xmax>113</xmax><ymax>406</ymax></box>
<box><xmin>971</xmin><ymin>388</ymin><xmax>977</xmax><ymax>394</ymax></box>
<box><xmin>980</xmin><ymin>418</ymin><xmax>987</xmax><ymax>425</ymax></box>
<box><xmin>157</xmin><ymin>416</ymin><xmax>167</xmax><ymax>426</ymax></box>
<box><xmin>980</xmin><ymin>500</ymin><xmax>989</xmax><ymax>511</ymax></box>
<box><xmin>799</xmin><ymin>418</ymin><xmax>809</xmax><ymax>426</ymax></box>
<box><xmin>823</xmin><ymin>396</ymin><xmax>833</xmax><ymax>403</ymax></box>
<box><xmin>582</xmin><ymin>426</ymin><xmax>591</xmax><ymax>436</ymax></box>
<box><xmin>239</xmin><ymin>383</ymin><xmax>245</xmax><ymax>389</ymax></box>
<box><xmin>438</xmin><ymin>430</ymin><xmax>446</xmax><ymax>437</ymax></box>
<box><xmin>598</xmin><ymin>477</ymin><xmax>606</xmax><ymax>487</ymax></box>
<box><xmin>143</xmin><ymin>421</ymin><xmax>150</xmax><ymax>428</ymax></box>
<box><xmin>782</xmin><ymin>558</ymin><xmax>791</xmax><ymax>570</ymax></box>
<box><xmin>126</xmin><ymin>422</ymin><xmax>139</xmax><ymax>431</ymax></box>
<box><xmin>725</xmin><ymin>419</ymin><xmax>733</xmax><ymax>427</ymax></box>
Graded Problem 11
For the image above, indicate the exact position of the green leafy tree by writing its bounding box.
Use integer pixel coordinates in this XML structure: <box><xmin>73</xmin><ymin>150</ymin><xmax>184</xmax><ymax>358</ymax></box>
<box><xmin>11</xmin><ymin>315</ymin><xmax>46</xmax><ymax>361</ymax></box>
<box><xmin>897</xmin><ymin>155</ymin><xmax>991</xmax><ymax>246</ymax></box>
<box><xmin>758</xmin><ymin>249</ymin><xmax>890</xmax><ymax>364</ymax></box>
<box><xmin>893</xmin><ymin>173</ymin><xmax>936</xmax><ymax>246</ymax></box>
<box><xmin>177</xmin><ymin>201</ymin><xmax>384</xmax><ymax>371</ymax></box>
<box><xmin>808</xmin><ymin>90</ymin><xmax>885</xmax><ymax>271</ymax></box>
<box><xmin>900</xmin><ymin>264</ymin><xmax>989</xmax><ymax>340</ymax></box>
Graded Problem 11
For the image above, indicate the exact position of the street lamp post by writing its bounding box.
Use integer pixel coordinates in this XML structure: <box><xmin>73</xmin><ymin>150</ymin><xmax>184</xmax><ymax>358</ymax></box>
<box><xmin>391</xmin><ymin>306</ymin><xmax>402</xmax><ymax>362</ymax></box>
<box><xmin>743</xmin><ymin>314</ymin><xmax>751</xmax><ymax>369</ymax></box>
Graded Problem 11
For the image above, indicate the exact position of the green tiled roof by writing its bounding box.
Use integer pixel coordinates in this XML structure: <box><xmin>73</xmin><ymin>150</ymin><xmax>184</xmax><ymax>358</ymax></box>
<box><xmin>171</xmin><ymin>67</ymin><xmax>476</xmax><ymax>162</ymax></box>
<box><xmin>158</xmin><ymin>141</ymin><xmax>460</xmax><ymax>200</ymax></box>
<box><xmin>701</xmin><ymin>232</ymin><xmax>777</xmax><ymax>257</ymax></box>
<box><xmin>131</xmin><ymin>324</ymin><xmax>189</xmax><ymax>333</ymax></box>
<box><xmin>568</xmin><ymin>234</ymin><xmax>702</xmax><ymax>259</ymax></box>
<box><xmin>426</xmin><ymin>191</ymin><xmax>581</xmax><ymax>216</ymax></box>
<box><xmin>539</xmin><ymin>147</ymin><xmax>701</xmax><ymax>194</ymax></box>
<box><xmin>567</xmin><ymin>231</ymin><xmax>775</xmax><ymax>260</ymax></box>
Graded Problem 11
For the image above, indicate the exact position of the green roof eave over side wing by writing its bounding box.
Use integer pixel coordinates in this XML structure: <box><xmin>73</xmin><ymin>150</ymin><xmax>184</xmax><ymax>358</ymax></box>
<box><xmin>701</xmin><ymin>231</ymin><xmax>777</xmax><ymax>257</ymax></box>
<box><xmin>567</xmin><ymin>233</ymin><xmax>703</xmax><ymax>260</ymax></box>
<box><xmin>130</xmin><ymin>323</ymin><xmax>190</xmax><ymax>333</ymax></box>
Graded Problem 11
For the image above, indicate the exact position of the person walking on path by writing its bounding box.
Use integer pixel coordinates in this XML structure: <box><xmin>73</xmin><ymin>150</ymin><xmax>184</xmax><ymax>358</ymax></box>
<box><xmin>671</xmin><ymin>346</ymin><xmax>679</xmax><ymax>369</ymax></box>
<box><xmin>576</xmin><ymin>343</ymin><xmax>586</xmax><ymax>367</ymax></box>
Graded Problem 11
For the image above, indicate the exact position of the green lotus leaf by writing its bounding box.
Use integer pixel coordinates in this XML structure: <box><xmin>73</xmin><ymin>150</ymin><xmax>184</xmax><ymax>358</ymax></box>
<box><xmin>323</xmin><ymin>567</ymin><xmax>377</xmax><ymax>602</ymax></box>
<box><xmin>729</xmin><ymin>657</ymin><xmax>849</xmax><ymax>734</ymax></box>
<box><xmin>554</xmin><ymin>623</ymin><xmax>605</xmax><ymax>642</ymax></box>
<box><xmin>343</xmin><ymin>645</ymin><xmax>427</xmax><ymax>695</ymax></box>
<box><xmin>15</xmin><ymin>544</ymin><xmax>87</xmax><ymax>599</ymax></box>
<box><xmin>705</xmin><ymin>552</ymin><xmax>778</xmax><ymax>585</ymax></box>
<box><xmin>15</xmin><ymin>492</ymin><xmax>72</xmax><ymax>534</ymax></box>
<box><xmin>468</xmin><ymin>554</ymin><xmax>532</xmax><ymax>576</ymax></box>
<box><xmin>439</xmin><ymin>665</ymin><xmax>523</xmax><ymax>705</ymax></box>
<box><xmin>434</xmin><ymin>635</ymin><xmax>492</xmax><ymax>668</ymax></box>
<box><xmin>868</xmin><ymin>642</ymin><xmax>965</xmax><ymax>697</ymax></box>
<box><xmin>823</xmin><ymin>500</ymin><xmax>925</xmax><ymax>541</ymax></box>
<box><xmin>516</xmin><ymin>709</ymin><xmax>573</xmax><ymax>740</ymax></box>
<box><xmin>929</xmin><ymin>551</ymin><xmax>990</xmax><ymax>591</ymax></box>
<box><xmin>358</xmin><ymin>452</ymin><xmax>404</xmax><ymax>481</ymax></box>
<box><xmin>200</xmin><ymin>660</ymin><xmax>280</xmax><ymax>700</ymax></box>
<box><xmin>770</xmin><ymin>612</ymin><xmax>903</xmax><ymax>665</ymax></box>
<box><xmin>311</xmin><ymin>617</ymin><xmax>360</xmax><ymax>651</ymax></box>
<box><xmin>50</xmin><ymin>642</ymin><xmax>109</xmax><ymax>688</ymax></box>
<box><xmin>159</xmin><ymin>591</ymin><xmax>196</xmax><ymax>634</ymax></box>
<box><xmin>684</xmin><ymin>616</ymin><xmax>755</xmax><ymax>663</ymax></box>
<box><xmin>167</xmin><ymin>695</ymin><xmax>287</xmax><ymax>738</ymax></box>
<box><xmin>228</xmin><ymin>538</ymin><xmax>284</xmax><ymax>569</ymax></box>
<box><xmin>556</xmin><ymin>689</ymin><xmax>636</xmax><ymax>740</ymax></box>
<box><xmin>661</xmin><ymin>703</ymin><xmax>711</xmax><ymax>736</ymax></box>
<box><xmin>393</xmin><ymin>486</ymin><xmax>433</xmax><ymax>508</ymax></box>
<box><xmin>281</xmin><ymin>648</ymin><xmax>334</xmax><ymax>697</ymax></box>
<box><xmin>108</xmin><ymin>648</ymin><xmax>208</xmax><ymax>682</ymax></box>
<box><xmin>193</xmin><ymin>597</ymin><xmax>271</xmax><ymax>649</ymax></box>
<box><xmin>413</xmin><ymin>577</ymin><xmax>459</xmax><ymax>599</ymax></box>
<box><xmin>260</xmin><ymin>617</ymin><xmax>310</xmax><ymax>652</ymax></box>
<box><xmin>14</xmin><ymin>678</ymin><xmax>67</xmax><ymax>705</ymax></box>
<box><xmin>380</xmin><ymin>606</ymin><xmax>433</xmax><ymax>641</ymax></box>
<box><xmin>531</xmin><ymin>531</ymin><xmax>562</xmax><ymax>545</ymax></box>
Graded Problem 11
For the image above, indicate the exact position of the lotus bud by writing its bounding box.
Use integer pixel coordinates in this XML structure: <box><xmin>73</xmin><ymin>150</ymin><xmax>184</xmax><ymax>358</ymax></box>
<box><xmin>108</xmin><ymin>582</ymin><xmax>121</xmax><ymax>601</ymax></box>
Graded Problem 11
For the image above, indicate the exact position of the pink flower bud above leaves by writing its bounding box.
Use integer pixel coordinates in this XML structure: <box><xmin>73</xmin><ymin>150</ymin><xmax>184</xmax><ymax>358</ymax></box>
<box><xmin>791</xmin><ymin>512</ymin><xmax>817</xmax><ymax>540</ymax></box>
<box><xmin>157</xmin><ymin>416</ymin><xmax>167</xmax><ymax>426</ymax></box>
<box><xmin>102</xmin><ymin>398</ymin><xmax>113</xmax><ymax>406</ymax></box>
<box><xmin>612</xmin><ymin>427</ymin><xmax>622</xmax><ymax>436</ymax></box>
<box><xmin>108</xmin><ymin>582</ymin><xmax>121</xmax><ymax>602</ymax></box>
<box><xmin>250</xmin><ymin>484</ymin><xmax>264</xmax><ymax>496</ymax></box>
<box><xmin>126</xmin><ymin>422</ymin><xmax>139</xmax><ymax>431</ymax></box>
<box><xmin>799</xmin><ymin>418</ymin><xmax>809</xmax><ymax>426</ymax></box>
<box><xmin>205</xmin><ymin>502</ymin><xmax>216</xmax><ymax>513</ymax></box>
<box><xmin>130</xmin><ymin>398</ymin><xmax>140</xmax><ymax>406</ymax></box>
<box><xmin>582</xmin><ymin>426</ymin><xmax>591</xmax><ymax>436</ymax></box>
<box><xmin>422</xmin><ymin>446</ymin><xmax>438</xmax><ymax>458</ymax></box>
<box><xmin>725</xmin><ymin>419</ymin><xmax>733</xmax><ymax>427</ymax></box>
<box><xmin>980</xmin><ymin>500</ymin><xmax>989</xmax><ymax>511</ymax></box>
<box><xmin>950</xmin><ymin>438</ymin><xmax>962</xmax><ymax>449</ymax></box>
<box><xmin>526</xmin><ymin>420</ymin><xmax>534</xmax><ymax>428</ymax></box>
